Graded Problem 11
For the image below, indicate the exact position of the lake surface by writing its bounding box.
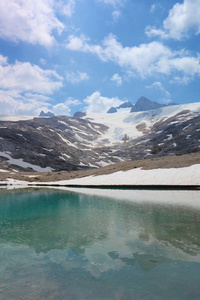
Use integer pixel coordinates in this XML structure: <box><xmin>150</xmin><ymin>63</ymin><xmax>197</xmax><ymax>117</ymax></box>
<box><xmin>0</xmin><ymin>188</ymin><xmax>200</xmax><ymax>299</ymax></box>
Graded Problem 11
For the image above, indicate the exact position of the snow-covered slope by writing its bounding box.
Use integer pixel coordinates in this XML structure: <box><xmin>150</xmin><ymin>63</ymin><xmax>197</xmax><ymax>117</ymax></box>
<box><xmin>84</xmin><ymin>102</ymin><xmax>200</xmax><ymax>145</ymax></box>
<box><xmin>0</xmin><ymin>115</ymin><xmax>34</xmax><ymax>121</ymax></box>
<box><xmin>0</xmin><ymin>102</ymin><xmax>200</xmax><ymax>171</ymax></box>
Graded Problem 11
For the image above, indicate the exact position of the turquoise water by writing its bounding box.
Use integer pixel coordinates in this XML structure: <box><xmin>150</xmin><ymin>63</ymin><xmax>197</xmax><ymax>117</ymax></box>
<box><xmin>0</xmin><ymin>188</ymin><xmax>200</xmax><ymax>300</ymax></box>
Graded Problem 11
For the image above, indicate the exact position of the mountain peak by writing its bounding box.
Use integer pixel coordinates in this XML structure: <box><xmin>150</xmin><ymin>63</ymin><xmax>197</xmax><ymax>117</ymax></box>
<box><xmin>130</xmin><ymin>97</ymin><xmax>166</xmax><ymax>112</ymax></box>
<box><xmin>39</xmin><ymin>111</ymin><xmax>55</xmax><ymax>117</ymax></box>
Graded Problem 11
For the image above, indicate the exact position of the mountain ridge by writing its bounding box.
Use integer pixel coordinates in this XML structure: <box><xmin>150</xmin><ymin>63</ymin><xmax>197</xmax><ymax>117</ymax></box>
<box><xmin>0</xmin><ymin>101</ymin><xmax>199</xmax><ymax>172</ymax></box>
<box><xmin>106</xmin><ymin>96</ymin><xmax>176</xmax><ymax>114</ymax></box>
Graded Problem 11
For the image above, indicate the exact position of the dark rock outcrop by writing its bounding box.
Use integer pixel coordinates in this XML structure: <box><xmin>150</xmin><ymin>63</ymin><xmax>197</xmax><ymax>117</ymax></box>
<box><xmin>39</xmin><ymin>111</ymin><xmax>55</xmax><ymax>117</ymax></box>
<box><xmin>117</xmin><ymin>101</ymin><xmax>133</xmax><ymax>109</ymax></box>
<box><xmin>130</xmin><ymin>97</ymin><xmax>166</xmax><ymax>112</ymax></box>
<box><xmin>74</xmin><ymin>111</ymin><xmax>86</xmax><ymax>118</ymax></box>
<box><xmin>107</xmin><ymin>107</ymin><xmax>117</xmax><ymax>113</ymax></box>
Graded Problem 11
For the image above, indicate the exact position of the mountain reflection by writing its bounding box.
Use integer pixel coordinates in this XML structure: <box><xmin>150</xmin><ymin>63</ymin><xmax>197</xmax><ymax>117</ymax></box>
<box><xmin>0</xmin><ymin>188</ymin><xmax>200</xmax><ymax>271</ymax></box>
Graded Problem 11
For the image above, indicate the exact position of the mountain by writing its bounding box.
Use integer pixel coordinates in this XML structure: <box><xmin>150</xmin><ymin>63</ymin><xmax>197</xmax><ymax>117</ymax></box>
<box><xmin>39</xmin><ymin>111</ymin><xmax>55</xmax><ymax>117</ymax></box>
<box><xmin>130</xmin><ymin>96</ymin><xmax>166</xmax><ymax>112</ymax></box>
<box><xmin>117</xmin><ymin>101</ymin><xmax>133</xmax><ymax>109</ymax></box>
<box><xmin>107</xmin><ymin>97</ymin><xmax>176</xmax><ymax>114</ymax></box>
<box><xmin>0</xmin><ymin>102</ymin><xmax>200</xmax><ymax>172</ymax></box>
<box><xmin>107</xmin><ymin>107</ymin><xmax>117</xmax><ymax>114</ymax></box>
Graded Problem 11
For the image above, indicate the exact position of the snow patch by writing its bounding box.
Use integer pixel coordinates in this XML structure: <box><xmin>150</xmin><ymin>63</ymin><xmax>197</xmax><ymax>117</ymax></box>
<box><xmin>0</xmin><ymin>169</ymin><xmax>9</xmax><ymax>172</ymax></box>
<box><xmin>57</xmin><ymin>133</ymin><xmax>78</xmax><ymax>148</ymax></box>
<box><xmin>0</xmin><ymin>151</ymin><xmax>54</xmax><ymax>172</ymax></box>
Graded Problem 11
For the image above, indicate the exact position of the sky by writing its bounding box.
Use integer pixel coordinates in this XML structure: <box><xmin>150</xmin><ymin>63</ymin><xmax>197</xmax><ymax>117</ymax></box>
<box><xmin>0</xmin><ymin>0</ymin><xmax>200</xmax><ymax>116</ymax></box>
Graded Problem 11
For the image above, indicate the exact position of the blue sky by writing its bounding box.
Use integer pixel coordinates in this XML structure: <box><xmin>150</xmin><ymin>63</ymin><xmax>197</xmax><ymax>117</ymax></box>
<box><xmin>0</xmin><ymin>0</ymin><xmax>200</xmax><ymax>116</ymax></box>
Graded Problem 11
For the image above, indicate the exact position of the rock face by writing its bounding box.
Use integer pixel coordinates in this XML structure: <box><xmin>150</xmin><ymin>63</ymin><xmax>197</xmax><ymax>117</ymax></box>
<box><xmin>0</xmin><ymin>116</ymin><xmax>109</xmax><ymax>172</ymax></box>
<box><xmin>0</xmin><ymin>102</ymin><xmax>199</xmax><ymax>172</ymax></box>
<box><xmin>130</xmin><ymin>97</ymin><xmax>166</xmax><ymax>112</ymax></box>
<box><xmin>118</xmin><ymin>101</ymin><xmax>133</xmax><ymax>109</ymax></box>
<box><xmin>39</xmin><ymin>111</ymin><xmax>55</xmax><ymax>117</ymax></box>
<box><xmin>107</xmin><ymin>107</ymin><xmax>117</xmax><ymax>114</ymax></box>
<box><xmin>106</xmin><ymin>97</ymin><xmax>176</xmax><ymax>114</ymax></box>
<box><xmin>74</xmin><ymin>111</ymin><xmax>86</xmax><ymax>118</ymax></box>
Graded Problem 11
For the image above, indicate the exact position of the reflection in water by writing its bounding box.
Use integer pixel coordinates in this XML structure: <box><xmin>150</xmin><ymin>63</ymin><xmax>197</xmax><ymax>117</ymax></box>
<box><xmin>0</xmin><ymin>188</ymin><xmax>200</xmax><ymax>299</ymax></box>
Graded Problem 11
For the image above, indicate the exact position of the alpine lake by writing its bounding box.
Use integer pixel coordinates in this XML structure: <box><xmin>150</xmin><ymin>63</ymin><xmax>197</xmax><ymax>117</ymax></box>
<box><xmin>0</xmin><ymin>187</ymin><xmax>200</xmax><ymax>300</ymax></box>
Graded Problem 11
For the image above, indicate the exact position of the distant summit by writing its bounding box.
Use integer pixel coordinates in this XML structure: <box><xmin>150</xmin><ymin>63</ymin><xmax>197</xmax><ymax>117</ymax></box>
<box><xmin>74</xmin><ymin>111</ymin><xmax>86</xmax><ymax>118</ymax></box>
<box><xmin>39</xmin><ymin>111</ymin><xmax>55</xmax><ymax>117</ymax></box>
<box><xmin>107</xmin><ymin>101</ymin><xmax>133</xmax><ymax>113</ymax></box>
<box><xmin>107</xmin><ymin>107</ymin><xmax>117</xmax><ymax>114</ymax></box>
<box><xmin>107</xmin><ymin>97</ymin><xmax>177</xmax><ymax>114</ymax></box>
<box><xmin>118</xmin><ymin>101</ymin><xmax>133</xmax><ymax>109</ymax></box>
<box><xmin>130</xmin><ymin>96</ymin><xmax>166</xmax><ymax>112</ymax></box>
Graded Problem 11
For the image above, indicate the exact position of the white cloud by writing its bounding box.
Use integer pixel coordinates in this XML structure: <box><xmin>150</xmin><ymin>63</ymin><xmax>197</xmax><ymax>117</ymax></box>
<box><xmin>83</xmin><ymin>91</ymin><xmax>123</xmax><ymax>113</ymax></box>
<box><xmin>171</xmin><ymin>75</ymin><xmax>191</xmax><ymax>85</ymax></box>
<box><xmin>0</xmin><ymin>54</ymin><xmax>8</xmax><ymax>65</ymax></box>
<box><xmin>112</xmin><ymin>10</ymin><xmax>121</xmax><ymax>22</ymax></box>
<box><xmin>98</xmin><ymin>0</ymin><xmax>127</xmax><ymax>22</ymax></box>
<box><xmin>52</xmin><ymin>103</ymin><xmax>71</xmax><ymax>116</ymax></box>
<box><xmin>0</xmin><ymin>90</ymin><xmax>51</xmax><ymax>115</ymax></box>
<box><xmin>99</xmin><ymin>0</ymin><xmax>127</xmax><ymax>7</ymax></box>
<box><xmin>52</xmin><ymin>97</ymin><xmax>80</xmax><ymax>115</ymax></box>
<box><xmin>66</xmin><ymin>33</ymin><xmax>200</xmax><ymax>80</ymax></box>
<box><xmin>111</xmin><ymin>73</ymin><xmax>122</xmax><ymax>86</ymax></box>
<box><xmin>0</xmin><ymin>0</ymin><xmax>66</xmax><ymax>47</ymax></box>
<box><xmin>0</xmin><ymin>58</ymin><xmax>63</xmax><ymax>94</ymax></box>
<box><xmin>150</xmin><ymin>4</ymin><xmax>156</xmax><ymax>13</ymax></box>
<box><xmin>146</xmin><ymin>81</ymin><xmax>171</xmax><ymax>98</ymax></box>
<box><xmin>40</xmin><ymin>58</ymin><xmax>47</xmax><ymax>65</ymax></box>
<box><xmin>65</xmin><ymin>71</ymin><xmax>89</xmax><ymax>84</ymax></box>
<box><xmin>146</xmin><ymin>0</ymin><xmax>200</xmax><ymax>40</ymax></box>
<box><xmin>0</xmin><ymin>55</ymin><xmax>63</xmax><ymax>115</ymax></box>
<box><xmin>56</xmin><ymin>0</ymin><xmax>75</xmax><ymax>17</ymax></box>
<box><xmin>65</xmin><ymin>97</ymin><xmax>81</xmax><ymax>106</ymax></box>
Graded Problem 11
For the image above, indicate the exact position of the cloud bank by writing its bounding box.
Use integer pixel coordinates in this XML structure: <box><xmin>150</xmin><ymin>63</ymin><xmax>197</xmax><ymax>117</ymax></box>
<box><xmin>66</xmin><ymin>34</ymin><xmax>200</xmax><ymax>81</ymax></box>
<box><xmin>0</xmin><ymin>0</ymin><xmax>75</xmax><ymax>46</ymax></box>
<box><xmin>146</xmin><ymin>0</ymin><xmax>200</xmax><ymax>40</ymax></box>
<box><xmin>0</xmin><ymin>55</ymin><xmax>63</xmax><ymax>115</ymax></box>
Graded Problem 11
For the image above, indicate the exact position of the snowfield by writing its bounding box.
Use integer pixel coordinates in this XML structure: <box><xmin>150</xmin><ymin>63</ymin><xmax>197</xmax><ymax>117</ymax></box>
<box><xmin>83</xmin><ymin>102</ymin><xmax>200</xmax><ymax>145</ymax></box>
<box><xmin>37</xmin><ymin>164</ymin><xmax>200</xmax><ymax>186</ymax></box>
<box><xmin>1</xmin><ymin>164</ymin><xmax>200</xmax><ymax>187</ymax></box>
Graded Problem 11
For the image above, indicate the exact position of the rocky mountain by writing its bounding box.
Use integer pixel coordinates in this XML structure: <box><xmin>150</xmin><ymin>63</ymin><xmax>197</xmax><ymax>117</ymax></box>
<box><xmin>107</xmin><ymin>96</ymin><xmax>176</xmax><ymax>113</ymax></box>
<box><xmin>39</xmin><ymin>111</ymin><xmax>55</xmax><ymax>117</ymax></box>
<box><xmin>130</xmin><ymin>96</ymin><xmax>167</xmax><ymax>112</ymax></box>
<box><xmin>0</xmin><ymin>101</ymin><xmax>200</xmax><ymax>172</ymax></box>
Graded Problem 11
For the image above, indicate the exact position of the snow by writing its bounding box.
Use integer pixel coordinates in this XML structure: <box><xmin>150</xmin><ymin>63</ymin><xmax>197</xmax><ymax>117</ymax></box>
<box><xmin>83</xmin><ymin>102</ymin><xmax>200</xmax><ymax>146</ymax></box>
<box><xmin>36</xmin><ymin>153</ymin><xmax>46</xmax><ymax>157</ymax></box>
<box><xmin>43</xmin><ymin>148</ymin><xmax>53</xmax><ymax>152</ymax></box>
<box><xmin>0</xmin><ymin>169</ymin><xmax>9</xmax><ymax>172</ymax></box>
<box><xmin>59</xmin><ymin>156</ymin><xmax>66</xmax><ymax>161</ymax></box>
<box><xmin>166</xmin><ymin>134</ymin><xmax>173</xmax><ymax>140</ymax></box>
<box><xmin>183</xmin><ymin>124</ymin><xmax>191</xmax><ymax>130</ymax></box>
<box><xmin>0</xmin><ymin>151</ymin><xmax>54</xmax><ymax>172</ymax></box>
<box><xmin>135</xmin><ymin>139</ymin><xmax>150</xmax><ymax>145</ymax></box>
<box><xmin>61</xmin><ymin>153</ymin><xmax>71</xmax><ymax>159</ymax></box>
<box><xmin>58</xmin><ymin>120</ymin><xmax>68</xmax><ymax>126</ymax></box>
<box><xmin>57</xmin><ymin>133</ymin><xmax>78</xmax><ymax>148</ymax></box>
<box><xmin>0</xmin><ymin>115</ymin><xmax>34</xmax><ymax>121</ymax></box>
<box><xmin>33</xmin><ymin>164</ymin><xmax>200</xmax><ymax>186</ymax></box>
